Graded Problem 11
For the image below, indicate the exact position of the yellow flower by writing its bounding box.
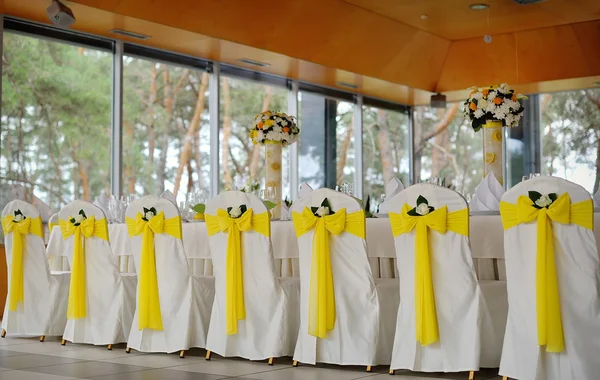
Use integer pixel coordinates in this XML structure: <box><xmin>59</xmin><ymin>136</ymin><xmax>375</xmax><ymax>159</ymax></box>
<box><xmin>265</xmin><ymin>119</ymin><xmax>275</xmax><ymax>127</ymax></box>
<box><xmin>492</xmin><ymin>131</ymin><xmax>503</xmax><ymax>142</ymax></box>
<box><xmin>484</xmin><ymin>153</ymin><xmax>496</xmax><ymax>164</ymax></box>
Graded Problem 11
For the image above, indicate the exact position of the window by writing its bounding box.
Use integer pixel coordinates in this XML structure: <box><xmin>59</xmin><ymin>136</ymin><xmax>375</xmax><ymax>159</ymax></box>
<box><xmin>122</xmin><ymin>56</ymin><xmax>210</xmax><ymax>202</ymax></box>
<box><xmin>362</xmin><ymin>106</ymin><xmax>410</xmax><ymax>201</ymax></box>
<box><xmin>1</xmin><ymin>32</ymin><xmax>112</xmax><ymax>214</ymax></box>
<box><xmin>219</xmin><ymin>76</ymin><xmax>288</xmax><ymax>194</ymax></box>
<box><xmin>413</xmin><ymin>103</ymin><xmax>483</xmax><ymax>196</ymax></box>
<box><xmin>541</xmin><ymin>89</ymin><xmax>600</xmax><ymax>193</ymax></box>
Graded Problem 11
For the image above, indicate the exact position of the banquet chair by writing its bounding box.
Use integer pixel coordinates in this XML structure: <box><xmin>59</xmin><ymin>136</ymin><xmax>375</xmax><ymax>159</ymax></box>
<box><xmin>204</xmin><ymin>191</ymin><xmax>300</xmax><ymax>362</ymax></box>
<box><xmin>385</xmin><ymin>183</ymin><xmax>481</xmax><ymax>378</ymax></box>
<box><xmin>58</xmin><ymin>200</ymin><xmax>136</xmax><ymax>348</ymax></box>
<box><xmin>125</xmin><ymin>195</ymin><xmax>214</xmax><ymax>357</ymax></box>
<box><xmin>1</xmin><ymin>200</ymin><xmax>70</xmax><ymax>340</ymax></box>
<box><xmin>499</xmin><ymin>176</ymin><xmax>600</xmax><ymax>380</ymax></box>
<box><xmin>47</xmin><ymin>212</ymin><xmax>67</xmax><ymax>271</ymax></box>
<box><xmin>290</xmin><ymin>188</ymin><xmax>380</xmax><ymax>370</ymax></box>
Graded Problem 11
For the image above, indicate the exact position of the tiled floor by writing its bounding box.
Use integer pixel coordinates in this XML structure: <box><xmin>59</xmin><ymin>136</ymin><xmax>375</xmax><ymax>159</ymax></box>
<box><xmin>0</xmin><ymin>336</ymin><xmax>504</xmax><ymax>380</ymax></box>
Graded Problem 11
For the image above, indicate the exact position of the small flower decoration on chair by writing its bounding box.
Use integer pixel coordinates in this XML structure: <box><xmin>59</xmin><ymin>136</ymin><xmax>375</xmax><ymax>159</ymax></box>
<box><xmin>69</xmin><ymin>210</ymin><xmax>87</xmax><ymax>226</ymax></box>
<box><xmin>250</xmin><ymin>111</ymin><xmax>299</xmax><ymax>146</ymax></box>
<box><xmin>407</xmin><ymin>196</ymin><xmax>434</xmax><ymax>216</ymax></box>
<box><xmin>529</xmin><ymin>191</ymin><xmax>557</xmax><ymax>209</ymax></box>
<box><xmin>463</xmin><ymin>83</ymin><xmax>527</xmax><ymax>131</ymax></box>
<box><xmin>228</xmin><ymin>205</ymin><xmax>247</xmax><ymax>219</ymax></box>
<box><xmin>311</xmin><ymin>198</ymin><xmax>334</xmax><ymax>217</ymax></box>
<box><xmin>142</xmin><ymin>207</ymin><xmax>156</xmax><ymax>221</ymax></box>
<box><xmin>241</xmin><ymin>179</ymin><xmax>260</xmax><ymax>193</ymax></box>
<box><xmin>13</xmin><ymin>210</ymin><xmax>26</xmax><ymax>223</ymax></box>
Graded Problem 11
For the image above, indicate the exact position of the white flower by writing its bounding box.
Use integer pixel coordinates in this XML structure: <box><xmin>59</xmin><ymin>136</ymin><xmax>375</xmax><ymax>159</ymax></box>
<box><xmin>282</xmin><ymin>120</ymin><xmax>288</xmax><ymax>126</ymax></box>
<box><xmin>535</xmin><ymin>195</ymin><xmax>553</xmax><ymax>208</ymax></box>
<box><xmin>473</xmin><ymin>92</ymin><xmax>483</xmax><ymax>100</ymax></box>
<box><xmin>474</xmin><ymin>109</ymin><xmax>484</xmax><ymax>119</ymax></box>
<box><xmin>144</xmin><ymin>211</ymin><xmax>155</xmax><ymax>220</ymax></box>
<box><xmin>487</xmin><ymin>92</ymin><xmax>496</xmax><ymax>102</ymax></box>
<box><xmin>229</xmin><ymin>206</ymin><xmax>242</xmax><ymax>218</ymax></box>
<box><xmin>14</xmin><ymin>214</ymin><xmax>24</xmax><ymax>222</ymax></box>
<box><xmin>275</xmin><ymin>117</ymin><xmax>283</xmax><ymax>123</ymax></box>
<box><xmin>256</xmin><ymin>131</ymin><xmax>265</xmax><ymax>141</ymax></box>
<box><xmin>416</xmin><ymin>203</ymin><xmax>430</xmax><ymax>216</ymax></box>
<box><xmin>273</xmin><ymin>125</ymin><xmax>282</xmax><ymax>133</ymax></box>
<box><xmin>498</xmin><ymin>83</ymin><xmax>510</xmax><ymax>94</ymax></box>
<box><xmin>316</xmin><ymin>206</ymin><xmax>330</xmax><ymax>217</ymax></box>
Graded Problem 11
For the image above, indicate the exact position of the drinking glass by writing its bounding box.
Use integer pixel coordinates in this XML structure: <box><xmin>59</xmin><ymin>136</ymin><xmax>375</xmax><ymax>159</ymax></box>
<box><xmin>346</xmin><ymin>183</ymin><xmax>354</xmax><ymax>196</ymax></box>
<box><xmin>521</xmin><ymin>175</ymin><xmax>528</xmax><ymax>183</ymax></box>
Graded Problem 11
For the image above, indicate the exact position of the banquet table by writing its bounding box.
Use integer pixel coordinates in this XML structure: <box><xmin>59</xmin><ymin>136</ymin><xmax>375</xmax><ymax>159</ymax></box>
<box><xmin>46</xmin><ymin>213</ymin><xmax>600</xmax><ymax>280</ymax></box>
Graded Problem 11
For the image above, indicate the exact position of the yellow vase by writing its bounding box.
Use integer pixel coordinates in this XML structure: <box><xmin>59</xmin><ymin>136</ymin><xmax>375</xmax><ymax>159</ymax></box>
<box><xmin>482</xmin><ymin>120</ymin><xmax>503</xmax><ymax>185</ymax></box>
<box><xmin>265</xmin><ymin>142</ymin><xmax>282</xmax><ymax>219</ymax></box>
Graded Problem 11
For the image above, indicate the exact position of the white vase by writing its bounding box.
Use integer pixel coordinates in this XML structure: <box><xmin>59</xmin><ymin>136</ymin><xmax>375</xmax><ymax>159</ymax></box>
<box><xmin>265</xmin><ymin>142</ymin><xmax>282</xmax><ymax>219</ymax></box>
<box><xmin>482</xmin><ymin>120</ymin><xmax>504</xmax><ymax>185</ymax></box>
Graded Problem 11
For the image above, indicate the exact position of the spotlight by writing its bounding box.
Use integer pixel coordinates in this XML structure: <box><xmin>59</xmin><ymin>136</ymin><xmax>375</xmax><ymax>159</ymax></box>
<box><xmin>46</xmin><ymin>1</ymin><xmax>75</xmax><ymax>28</ymax></box>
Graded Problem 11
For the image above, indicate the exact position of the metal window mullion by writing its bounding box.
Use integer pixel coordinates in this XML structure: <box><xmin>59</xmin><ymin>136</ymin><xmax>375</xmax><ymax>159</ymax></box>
<box><xmin>111</xmin><ymin>40</ymin><xmax>123</xmax><ymax>197</ymax></box>
<box><xmin>209</xmin><ymin>62</ymin><xmax>220</xmax><ymax>198</ymax></box>
<box><xmin>353</xmin><ymin>95</ymin><xmax>363</xmax><ymax>199</ymax></box>
<box><xmin>407</xmin><ymin>107</ymin><xmax>415</xmax><ymax>185</ymax></box>
<box><xmin>288</xmin><ymin>81</ymin><xmax>299</xmax><ymax>200</ymax></box>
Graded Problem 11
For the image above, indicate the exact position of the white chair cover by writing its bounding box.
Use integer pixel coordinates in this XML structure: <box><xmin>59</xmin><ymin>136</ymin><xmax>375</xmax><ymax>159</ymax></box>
<box><xmin>499</xmin><ymin>176</ymin><xmax>600</xmax><ymax>380</ymax></box>
<box><xmin>47</xmin><ymin>213</ymin><xmax>65</xmax><ymax>272</ymax></box>
<box><xmin>204</xmin><ymin>191</ymin><xmax>300</xmax><ymax>359</ymax></box>
<box><xmin>298</xmin><ymin>182</ymin><xmax>314</xmax><ymax>199</ymax></box>
<box><xmin>160</xmin><ymin>190</ymin><xmax>177</xmax><ymax>206</ymax></box>
<box><xmin>1</xmin><ymin>200</ymin><xmax>69</xmax><ymax>336</ymax></box>
<box><xmin>126</xmin><ymin>195</ymin><xmax>214</xmax><ymax>353</ymax></box>
<box><xmin>385</xmin><ymin>183</ymin><xmax>482</xmax><ymax>372</ymax></box>
<box><xmin>58</xmin><ymin>200</ymin><xmax>136</xmax><ymax>345</ymax></box>
<box><xmin>291</xmin><ymin>189</ymin><xmax>379</xmax><ymax>366</ymax></box>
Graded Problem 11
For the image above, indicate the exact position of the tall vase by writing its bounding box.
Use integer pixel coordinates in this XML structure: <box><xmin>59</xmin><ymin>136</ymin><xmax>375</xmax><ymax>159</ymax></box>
<box><xmin>482</xmin><ymin>120</ymin><xmax>504</xmax><ymax>185</ymax></box>
<box><xmin>265</xmin><ymin>142</ymin><xmax>282</xmax><ymax>219</ymax></box>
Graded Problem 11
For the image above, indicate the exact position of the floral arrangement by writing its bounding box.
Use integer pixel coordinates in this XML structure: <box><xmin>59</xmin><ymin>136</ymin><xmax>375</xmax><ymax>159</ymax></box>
<box><xmin>407</xmin><ymin>196</ymin><xmax>435</xmax><ymax>216</ymax></box>
<box><xmin>69</xmin><ymin>210</ymin><xmax>87</xmax><ymax>226</ymax></box>
<box><xmin>250</xmin><ymin>111</ymin><xmax>299</xmax><ymax>146</ymax></box>
<box><xmin>311</xmin><ymin>198</ymin><xmax>334</xmax><ymax>217</ymax></box>
<box><xmin>463</xmin><ymin>83</ymin><xmax>527</xmax><ymax>131</ymax></box>
<box><xmin>529</xmin><ymin>191</ymin><xmax>557</xmax><ymax>209</ymax></box>
<box><xmin>228</xmin><ymin>205</ymin><xmax>247</xmax><ymax>219</ymax></box>
<box><xmin>241</xmin><ymin>179</ymin><xmax>260</xmax><ymax>193</ymax></box>
<box><xmin>142</xmin><ymin>207</ymin><xmax>156</xmax><ymax>222</ymax></box>
<box><xmin>13</xmin><ymin>210</ymin><xmax>25</xmax><ymax>223</ymax></box>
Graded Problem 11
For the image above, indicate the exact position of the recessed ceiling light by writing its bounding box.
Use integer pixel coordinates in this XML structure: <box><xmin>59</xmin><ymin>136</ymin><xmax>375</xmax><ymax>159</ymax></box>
<box><xmin>470</xmin><ymin>3</ymin><xmax>489</xmax><ymax>10</ymax></box>
<box><xmin>237</xmin><ymin>58</ymin><xmax>270</xmax><ymax>67</ymax></box>
<box><xmin>109</xmin><ymin>29</ymin><xmax>151</xmax><ymax>40</ymax></box>
<box><xmin>420</xmin><ymin>14</ymin><xmax>428</xmax><ymax>20</ymax></box>
<box><xmin>336</xmin><ymin>81</ymin><xmax>359</xmax><ymax>89</ymax></box>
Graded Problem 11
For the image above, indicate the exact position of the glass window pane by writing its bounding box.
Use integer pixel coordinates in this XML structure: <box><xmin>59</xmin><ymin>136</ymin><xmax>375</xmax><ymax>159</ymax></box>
<box><xmin>336</xmin><ymin>101</ymin><xmax>355</xmax><ymax>187</ymax></box>
<box><xmin>122</xmin><ymin>57</ymin><xmax>210</xmax><ymax>203</ymax></box>
<box><xmin>298</xmin><ymin>92</ymin><xmax>326</xmax><ymax>189</ymax></box>
<box><xmin>220</xmin><ymin>76</ymin><xmax>288</xmax><ymax>195</ymax></box>
<box><xmin>362</xmin><ymin>106</ymin><xmax>410</xmax><ymax>200</ymax></box>
<box><xmin>414</xmin><ymin>103</ymin><xmax>483</xmax><ymax>196</ymax></box>
<box><xmin>1</xmin><ymin>32</ymin><xmax>112</xmax><ymax>219</ymax></box>
<box><xmin>541</xmin><ymin>89</ymin><xmax>600</xmax><ymax>193</ymax></box>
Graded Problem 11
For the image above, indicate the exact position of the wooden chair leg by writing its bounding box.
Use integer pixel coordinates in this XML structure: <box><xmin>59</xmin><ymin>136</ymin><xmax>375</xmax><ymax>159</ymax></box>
<box><xmin>1</xmin><ymin>329</ymin><xmax>6</xmax><ymax>338</ymax></box>
<box><xmin>502</xmin><ymin>377</ymin><xmax>508</xmax><ymax>380</ymax></box>
<box><xmin>125</xmin><ymin>347</ymin><xmax>131</xmax><ymax>353</ymax></box>
<box><xmin>268</xmin><ymin>357</ymin><xmax>274</xmax><ymax>365</ymax></box>
<box><xmin>292</xmin><ymin>360</ymin><xmax>298</xmax><ymax>367</ymax></box>
<box><xmin>61</xmin><ymin>339</ymin><xmax>66</xmax><ymax>346</ymax></box>
<box><xmin>205</xmin><ymin>350</ymin><xmax>211</xmax><ymax>360</ymax></box>
<box><xmin>107</xmin><ymin>344</ymin><xmax>112</xmax><ymax>350</ymax></box>
<box><xmin>389</xmin><ymin>369</ymin><xmax>395</xmax><ymax>375</ymax></box>
<box><xmin>366</xmin><ymin>366</ymin><xmax>372</xmax><ymax>372</ymax></box>
<box><xmin>179</xmin><ymin>350</ymin><xmax>185</xmax><ymax>358</ymax></box>
<box><xmin>39</xmin><ymin>335</ymin><xmax>45</xmax><ymax>342</ymax></box>
<box><xmin>468</xmin><ymin>371</ymin><xmax>475</xmax><ymax>380</ymax></box>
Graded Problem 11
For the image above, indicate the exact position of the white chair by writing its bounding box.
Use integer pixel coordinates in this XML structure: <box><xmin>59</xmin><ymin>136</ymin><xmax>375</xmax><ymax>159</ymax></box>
<box><xmin>204</xmin><ymin>191</ymin><xmax>300</xmax><ymax>362</ymax></box>
<box><xmin>499</xmin><ymin>176</ymin><xmax>600</xmax><ymax>380</ymax></box>
<box><xmin>125</xmin><ymin>195</ymin><xmax>214</xmax><ymax>356</ymax></box>
<box><xmin>58</xmin><ymin>200</ymin><xmax>136</xmax><ymax>348</ymax></box>
<box><xmin>385</xmin><ymin>183</ymin><xmax>481</xmax><ymax>376</ymax></box>
<box><xmin>291</xmin><ymin>188</ymin><xmax>379</xmax><ymax>369</ymax></box>
<box><xmin>1</xmin><ymin>200</ymin><xmax>70</xmax><ymax>339</ymax></box>
<box><xmin>47</xmin><ymin>212</ymin><xmax>68</xmax><ymax>272</ymax></box>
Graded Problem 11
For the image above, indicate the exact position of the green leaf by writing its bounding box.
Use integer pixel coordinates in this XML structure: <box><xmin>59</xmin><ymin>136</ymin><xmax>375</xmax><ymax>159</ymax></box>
<box><xmin>311</xmin><ymin>206</ymin><xmax>319</xmax><ymax>214</ymax></box>
<box><xmin>149</xmin><ymin>207</ymin><xmax>157</xmax><ymax>215</ymax></box>
<box><xmin>548</xmin><ymin>193</ymin><xmax>558</xmax><ymax>202</ymax></box>
<box><xmin>79</xmin><ymin>209</ymin><xmax>87</xmax><ymax>218</ymax></box>
<box><xmin>407</xmin><ymin>208</ymin><xmax>419</xmax><ymax>216</ymax></box>
<box><xmin>528</xmin><ymin>191</ymin><xmax>542</xmax><ymax>203</ymax></box>
<box><xmin>264</xmin><ymin>201</ymin><xmax>278</xmax><ymax>210</ymax></box>
<box><xmin>227</xmin><ymin>206</ymin><xmax>232</xmax><ymax>214</ymax></box>
<box><xmin>321</xmin><ymin>198</ymin><xmax>331</xmax><ymax>209</ymax></box>
<box><xmin>14</xmin><ymin>210</ymin><xmax>22</xmax><ymax>217</ymax></box>
<box><xmin>143</xmin><ymin>207</ymin><xmax>149</xmax><ymax>214</ymax></box>
<box><xmin>416</xmin><ymin>195</ymin><xmax>428</xmax><ymax>206</ymax></box>
<box><xmin>240</xmin><ymin>205</ymin><xmax>247</xmax><ymax>214</ymax></box>
<box><xmin>191</xmin><ymin>204</ymin><xmax>205</xmax><ymax>214</ymax></box>
<box><xmin>70</xmin><ymin>218</ymin><xmax>76</xmax><ymax>224</ymax></box>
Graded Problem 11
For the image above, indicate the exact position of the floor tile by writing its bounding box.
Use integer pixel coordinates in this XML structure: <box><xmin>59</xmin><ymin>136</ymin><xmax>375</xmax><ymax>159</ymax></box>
<box><xmin>240</xmin><ymin>366</ymin><xmax>377</xmax><ymax>380</ymax></box>
<box><xmin>27</xmin><ymin>361</ymin><xmax>149</xmax><ymax>378</ymax></box>
<box><xmin>6</xmin><ymin>342</ymin><xmax>91</xmax><ymax>355</ymax></box>
<box><xmin>99</xmin><ymin>353</ymin><xmax>205</xmax><ymax>368</ymax></box>
<box><xmin>169</xmin><ymin>357</ymin><xmax>287</xmax><ymax>377</ymax></box>
<box><xmin>0</xmin><ymin>370</ymin><xmax>76</xmax><ymax>380</ymax></box>
<box><xmin>86</xmin><ymin>368</ymin><xmax>226</xmax><ymax>380</ymax></box>
<box><xmin>42</xmin><ymin>346</ymin><xmax>144</xmax><ymax>360</ymax></box>
<box><xmin>0</xmin><ymin>354</ymin><xmax>83</xmax><ymax>370</ymax></box>
<box><xmin>0</xmin><ymin>349</ymin><xmax>28</xmax><ymax>358</ymax></box>
<box><xmin>0</xmin><ymin>337</ymin><xmax>39</xmax><ymax>347</ymax></box>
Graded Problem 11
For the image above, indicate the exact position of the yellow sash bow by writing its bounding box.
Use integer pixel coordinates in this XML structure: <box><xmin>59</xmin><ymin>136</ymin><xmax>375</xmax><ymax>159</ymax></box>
<box><xmin>500</xmin><ymin>193</ymin><xmax>592</xmax><ymax>353</ymax></box>
<box><xmin>2</xmin><ymin>215</ymin><xmax>43</xmax><ymax>311</ymax></box>
<box><xmin>194</xmin><ymin>213</ymin><xmax>205</xmax><ymax>221</ymax></box>
<box><xmin>49</xmin><ymin>221</ymin><xmax>58</xmax><ymax>231</ymax></box>
<box><xmin>126</xmin><ymin>211</ymin><xmax>182</xmax><ymax>330</ymax></box>
<box><xmin>389</xmin><ymin>204</ymin><xmax>469</xmax><ymax>346</ymax></box>
<box><xmin>205</xmin><ymin>208</ymin><xmax>270</xmax><ymax>335</ymax></box>
<box><xmin>292</xmin><ymin>207</ymin><xmax>366</xmax><ymax>338</ymax></box>
<box><xmin>59</xmin><ymin>216</ymin><xmax>109</xmax><ymax>319</ymax></box>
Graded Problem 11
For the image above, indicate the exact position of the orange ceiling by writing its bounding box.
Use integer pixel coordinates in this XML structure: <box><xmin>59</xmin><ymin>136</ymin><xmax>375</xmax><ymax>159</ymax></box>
<box><xmin>2</xmin><ymin>0</ymin><xmax>600</xmax><ymax>104</ymax></box>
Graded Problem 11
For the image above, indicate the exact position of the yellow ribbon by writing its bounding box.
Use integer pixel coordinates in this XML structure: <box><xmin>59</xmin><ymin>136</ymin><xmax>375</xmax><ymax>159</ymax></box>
<box><xmin>389</xmin><ymin>204</ymin><xmax>469</xmax><ymax>346</ymax></box>
<box><xmin>205</xmin><ymin>208</ymin><xmax>270</xmax><ymax>335</ymax></box>
<box><xmin>2</xmin><ymin>215</ymin><xmax>43</xmax><ymax>311</ymax></box>
<box><xmin>500</xmin><ymin>194</ymin><xmax>592</xmax><ymax>353</ymax></box>
<box><xmin>126</xmin><ymin>211</ymin><xmax>182</xmax><ymax>331</ymax></box>
<box><xmin>59</xmin><ymin>216</ymin><xmax>109</xmax><ymax>319</ymax></box>
<box><xmin>292</xmin><ymin>208</ymin><xmax>366</xmax><ymax>338</ymax></box>
<box><xmin>49</xmin><ymin>222</ymin><xmax>58</xmax><ymax>231</ymax></box>
<box><xmin>194</xmin><ymin>213</ymin><xmax>205</xmax><ymax>221</ymax></box>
